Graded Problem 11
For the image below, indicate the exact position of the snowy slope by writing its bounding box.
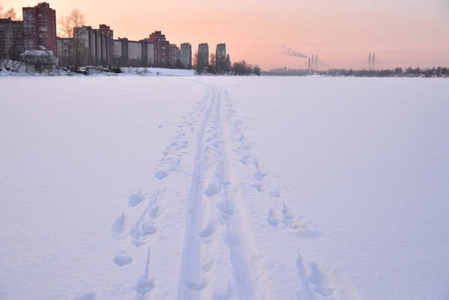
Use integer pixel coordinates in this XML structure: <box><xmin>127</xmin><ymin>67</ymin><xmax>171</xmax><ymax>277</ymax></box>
<box><xmin>0</xmin><ymin>76</ymin><xmax>448</xmax><ymax>300</ymax></box>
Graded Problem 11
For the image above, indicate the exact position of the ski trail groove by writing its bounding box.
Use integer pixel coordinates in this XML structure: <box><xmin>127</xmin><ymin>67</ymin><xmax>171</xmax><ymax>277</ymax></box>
<box><xmin>176</xmin><ymin>85</ymin><xmax>272</xmax><ymax>300</ymax></box>
<box><xmin>176</xmin><ymin>88</ymin><xmax>216</xmax><ymax>300</ymax></box>
<box><xmin>216</xmin><ymin>88</ymin><xmax>272</xmax><ymax>300</ymax></box>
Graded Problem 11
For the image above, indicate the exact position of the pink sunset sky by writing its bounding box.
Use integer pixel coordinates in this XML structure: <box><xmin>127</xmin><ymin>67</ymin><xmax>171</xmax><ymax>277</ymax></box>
<box><xmin>3</xmin><ymin>0</ymin><xmax>449</xmax><ymax>70</ymax></box>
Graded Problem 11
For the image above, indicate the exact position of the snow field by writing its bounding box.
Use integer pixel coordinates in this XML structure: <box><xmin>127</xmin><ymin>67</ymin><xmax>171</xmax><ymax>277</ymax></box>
<box><xmin>1</xmin><ymin>76</ymin><xmax>449</xmax><ymax>300</ymax></box>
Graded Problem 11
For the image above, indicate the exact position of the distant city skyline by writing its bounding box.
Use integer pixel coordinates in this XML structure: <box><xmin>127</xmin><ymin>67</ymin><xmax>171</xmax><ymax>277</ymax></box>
<box><xmin>2</xmin><ymin>0</ymin><xmax>449</xmax><ymax>70</ymax></box>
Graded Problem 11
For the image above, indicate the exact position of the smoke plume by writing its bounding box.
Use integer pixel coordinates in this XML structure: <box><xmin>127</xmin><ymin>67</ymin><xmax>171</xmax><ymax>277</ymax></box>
<box><xmin>281</xmin><ymin>45</ymin><xmax>308</xmax><ymax>59</ymax></box>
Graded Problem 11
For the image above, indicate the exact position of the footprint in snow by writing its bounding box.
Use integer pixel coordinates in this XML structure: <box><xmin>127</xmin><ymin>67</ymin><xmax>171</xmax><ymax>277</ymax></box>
<box><xmin>282</xmin><ymin>203</ymin><xmax>294</xmax><ymax>220</ymax></box>
<box><xmin>149</xmin><ymin>204</ymin><xmax>160</xmax><ymax>219</ymax></box>
<box><xmin>132</xmin><ymin>239</ymin><xmax>147</xmax><ymax>247</ymax></box>
<box><xmin>269</xmin><ymin>190</ymin><xmax>281</xmax><ymax>198</ymax></box>
<box><xmin>73</xmin><ymin>292</ymin><xmax>96</xmax><ymax>300</ymax></box>
<box><xmin>186</xmin><ymin>279</ymin><xmax>208</xmax><ymax>291</ymax></box>
<box><xmin>282</xmin><ymin>203</ymin><xmax>321</xmax><ymax>237</ymax></box>
<box><xmin>111</xmin><ymin>213</ymin><xmax>128</xmax><ymax>239</ymax></box>
<box><xmin>142</xmin><ymin>221</ymin><xmax>158</xmax><ymax>235</ymax></box>
<box><xmin>251</xmin><ymin>183</ymin><xmax>264</xmax><ymax>192</ymax></box>
<box><xmin>204</xmin><ymin>182</ymin><xmax>221</xmax><ymax>196</ymax></box>
<box><xmin>199</xmin><ymin>221</ymin><xmax>218</xmax><ymax>238</ymax></box>
<box><xmin>113</xmin><ymin>253</ymin><xmax>133</xmax><ymax>266</ymax></box>
<box><xmin>128</xmin><ymin>191</ymin><xmax>147</xmax><ymax>207</ymax></box>
<box><xmin>202</xmin><ymin>261</ymin><xmax>214</xmax><ymax>272</ymax></box>
<box><xmin>217</xmin><ymin>201</ymin><xmax>233</xmax><ymax>219</ymax></box>
<box><xmin>135</xmin><ymin>276</ymin><xmax>155</xmax><ymax>295</ymax></box>
<box><xmin>155</xmin><ymin>170</ymin><xmax>168</xmax><ymax>180</ymax></box>
<box><xmin>266</xmin><ymin>209</ymin><xmax>280</xmax><ymax>226</ymax></box>
<box><xmin>306</xmin><ymin>261</ymin><xmax>337</xmax><ymax>297</ymax></box>
<box><xmin>240</xmin><ymin>155</ymin><xmax>251</xmax><ymax>165</ymax></box>
<box><xmin>254</xmin><ymin>170</ymin><xmax>268</xmax><ymax>181</ymax></box>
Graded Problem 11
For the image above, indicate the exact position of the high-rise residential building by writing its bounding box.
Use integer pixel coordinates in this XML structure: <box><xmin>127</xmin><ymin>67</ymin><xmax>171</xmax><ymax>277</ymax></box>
<box><xmin>140</xmin><ymin>38</ymin><xmax>149</xmax><ymax>66</ymax></box>
<box><xmin>169</xmin><ymin>44</ymin><xmax>180</xmax><ymax>66</ymax></box>
<box><xmin>198</xmin><ymin>43</ymin><xmax>209</xmax><ymax>66</ymax></box>
<box><xmin>22</xmin><ymin>2</ymin><xmax>57</xmax><ymax>55</ymax></box>
<box><xmin>180</xmin><ymin>43</ymin><xmax>192</xmax><ymax>69</ymax></box>
<box><xmin>112</xmin><ymin>37</ymin><xmax>155</xmax><ymax>66</ymax></box>
<box><xmin>56</xmin><ymin>37</ymin><xmax>70</xmax><ymax>65</ymax></box>
<box><xmin>216</xmin><ymin>43</ymin><xmax>226</xmax><ymax>62</ymax></box>
<box><xmin>149</xmin><ymin>31</ymin><xmax>171</xmax><ymax>66</ymax></box>
<box><xmin>98</xmin><ymin>24</ymin><xmax>113</xmax><ymax>64</ymax></box>
<box><xmin>215</xmin><ymin>43</ymin><xmax>230</xmax><ymax>73</ymax></box>
<box><xmin>113</xmin><ymin>37</ymin><xmax>128</xmax><ymax>61</ymax></box>
<box><xmin>0</xmin><ymin>18</ymin><xmax>23</xmax><ymax>60</ymax></box>
<box><xmin>128</xmin><ymin>40</ymin><xmax>142</xmax><ymax>61</ymax></box>
<box><xmin>72</xmin><ymin>24</ymin><xmax>113</xmax><ymax>66</ymax></box>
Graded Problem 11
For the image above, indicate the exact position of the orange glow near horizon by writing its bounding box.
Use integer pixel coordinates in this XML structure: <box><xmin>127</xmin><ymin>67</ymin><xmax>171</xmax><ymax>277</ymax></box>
<box><xmin>2</xmin><ymin>0</ymin><xmax>449</xmax><ymax>70</ymax></box>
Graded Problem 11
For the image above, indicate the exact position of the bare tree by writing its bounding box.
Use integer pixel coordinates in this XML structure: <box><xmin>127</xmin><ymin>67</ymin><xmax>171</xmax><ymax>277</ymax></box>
<box><xmin>194</xmin><ymin>51</ymin><xmax>208</xmax><ymax>74</ymax></box>
<box><xmin>208</xmin><ymin>53</ymin><xmax>216</xmax><ymax>74</ymax></box>
<box><xmin>192</xmin><ymin>51</ymin><xmax>198</xmax><ymax>69</ymax></box>
<box><xmin>0</xmin><ymin>6</ymin><xmax>19</xmax><ymax>20</ymax></box>
<box><xmin>58</xmin><ymin>9</ymin><xmax>87</xmax><ymax>68</ymax></box>
<box><xmin>59</xmin><ymin>9</ymin><xmax>86</xmax><ymax>38</ymax></box>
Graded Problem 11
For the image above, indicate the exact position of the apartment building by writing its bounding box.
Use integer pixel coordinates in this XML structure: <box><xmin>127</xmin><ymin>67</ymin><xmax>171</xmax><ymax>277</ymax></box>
<box><xmin>198</xmin><ymin>43</ymin><xmax>209</xmax><ymax>66</ymax></box>
<box><xmin>180</xmin><ymin>43</ymin><xmax>192</xmax><ymax>68</ymax></box>
<box><xmin>0</xmin><ymin>18</ymin><xmax>23</xmax><ymax>59</ymax></box>
<box><xmin>71</xmin><ymin>24</ymin><xmax>113</xmax><ymax>66</ymax></box>
<box><xmin>22</xmin><ymin>2</ymin><xmax>57</xmax><ymax>55</ymax></box>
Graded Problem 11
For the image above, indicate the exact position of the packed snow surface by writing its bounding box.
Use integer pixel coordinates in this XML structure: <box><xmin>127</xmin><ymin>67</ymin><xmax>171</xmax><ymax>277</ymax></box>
<box><xmin>1</xmin><ymin>76</ymin><xmax>449</xmax><ymax>300</ymax></box>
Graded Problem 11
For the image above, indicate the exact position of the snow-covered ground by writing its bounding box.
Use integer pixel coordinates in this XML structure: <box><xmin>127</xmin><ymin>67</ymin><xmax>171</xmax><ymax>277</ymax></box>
<box><xmin>0</xmin><ymin>63</ymin><xmax>195</xmax><ymax>77</ymax></box>
<box><xmin>0</xmin><ymin>76</ymin><xmax>448</xmax><ymax>300</ymax></box>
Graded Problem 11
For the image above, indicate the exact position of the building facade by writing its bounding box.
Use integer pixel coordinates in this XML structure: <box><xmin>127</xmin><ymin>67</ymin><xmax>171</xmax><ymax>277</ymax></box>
<box><xmin>128</xmin><ymin>40</ymin><xmax>142</xmax><ymax>61</ymax></box>
<box><xmin>169</xmin><ymin>44</ymin><xmax>179</xmax><ymax>66</ymax></box>
<box><xmin>0</xmin><ymin>18</ymin><xmax>23</xmax><ymax>60</ymax></box>
<box><xmin>22</xmin><ymin>2</ymin><xmax>57</xmax><ymax>55</ymax></box>
<box><xmin>112</xmin><ymin>37</ymin><xmax>156</xmax><ymax>66</ymax></box>
<box><xmin>180</xmin><ymin>43</ymin><xmax>192</xmax><ymax>69</ymax></box>
<box><xmin>98</xmin><ymin>25</ymin><xmax>113</xmax><ymax>64</ymax></box>
<box><xmin>198</xmin><ymin>43</ymin><xmax>209</xmax><ymax>66</ymax></box>
<box><xmin>216</xmin><ymin>43</ymin><xmax>226</xmax><ymax>62</ymax></box>
<box><xmin>113</xmin><ymin>38</ymin><xmax>126</xmax><ymax>60</ymax></box>
<box><xmin>149</xmin><ymin>31</ymin><xmax>170</xmax><ymax>67</ymax></box>
<box><xmin>56</xmin><ymin>37</ymin><xmax>70</xmax><ymax>65</ymax></box>
<box><xmin>72</xmin><ymin>24</ymin><xmax>114</xmax><ymax>66</ymax></box>
<box><xmin>215</xmin><ymin>43</ymin><xmax>229</xmax><ymax>73</ymax></box>
<box><xmin>2</xmin><ymin>2</ymin><xmax>222</xmax><ymax>71</ymax></box>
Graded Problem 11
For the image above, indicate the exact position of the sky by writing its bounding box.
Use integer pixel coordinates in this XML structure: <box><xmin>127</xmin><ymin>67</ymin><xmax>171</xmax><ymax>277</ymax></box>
<box><xmin>2</xmin><ymin>0</ymin><xmax>449</xmax><ymax>70</ymax></box>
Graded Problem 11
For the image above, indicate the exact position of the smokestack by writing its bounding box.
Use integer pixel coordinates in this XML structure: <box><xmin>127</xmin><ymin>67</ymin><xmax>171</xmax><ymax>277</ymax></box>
<box><xmin>368</xmin><ymin>53</ymin><xmax>371</xmax><ymax>70</ymax></box>
<box><xmin>373</xmin><ymin>53</ymin><xmax>375</xmax><ymax>71</ymax></box>
<box><xmin>308</xmin><ymin>58</ymin><xmax>311</xmax><ymax>74</ymax></box>
<box><xmin>316</xmin><ymin>55</ymin><xmax>318</xmax><ymax>71</ymax></box>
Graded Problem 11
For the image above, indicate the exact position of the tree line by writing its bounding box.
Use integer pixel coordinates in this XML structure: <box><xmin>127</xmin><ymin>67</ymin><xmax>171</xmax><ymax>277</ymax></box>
<box><xmin>326</xmin><ymin>67</ymin><xmax>448</xmax><ymax>78</ymax></box>
<box><xmin>193</xmin><ymin>51</ymin><xmax>261</xmax><ymax>76</ymax></box>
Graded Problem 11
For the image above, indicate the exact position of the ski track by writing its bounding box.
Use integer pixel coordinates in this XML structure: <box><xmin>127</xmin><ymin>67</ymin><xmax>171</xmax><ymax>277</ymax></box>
<box><xmin>176</xmin><ymin>85</ymin><xmax>272</xmax><ymax>299</ymax></box>
<box><xmin>176</xmin><ymin>87</ymin><xmax>217</xmax><ymax>299</ymax></box>
<box><xmin>107</xmin><ymin>80</ymin><xmax>359</xmax><ymax>300</ymax></box>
